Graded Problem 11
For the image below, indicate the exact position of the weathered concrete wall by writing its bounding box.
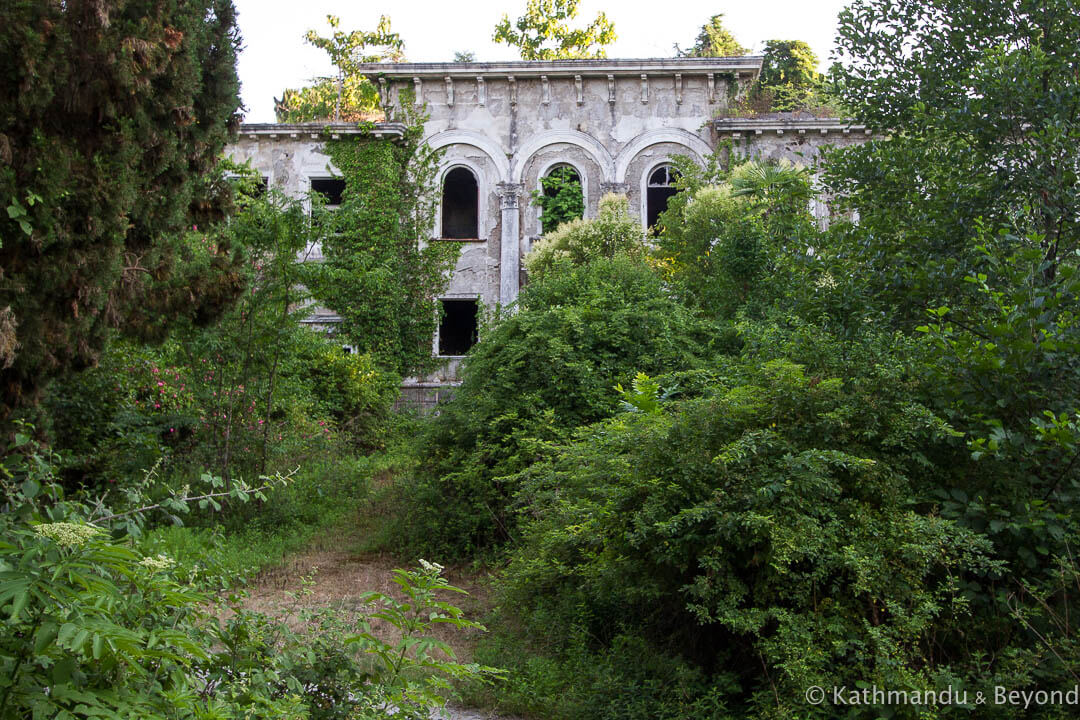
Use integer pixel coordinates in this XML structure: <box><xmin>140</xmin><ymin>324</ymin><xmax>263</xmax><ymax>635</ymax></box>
<box><xmin>225</xmin><ymin>64</ymin><xmax>878</xmax><ymax>392</ymax></box>
<box><xmin>713</xmin><ymin>117</ymin><xmax>876</xmax><ymax>166</ymax></box>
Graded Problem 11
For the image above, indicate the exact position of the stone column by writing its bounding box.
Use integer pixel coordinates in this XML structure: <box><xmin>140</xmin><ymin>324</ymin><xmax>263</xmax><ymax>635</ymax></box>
<box><xmin>497</xmin><ymin>182</ymin><xmax>523</xmax><ymax>306</ymax></box>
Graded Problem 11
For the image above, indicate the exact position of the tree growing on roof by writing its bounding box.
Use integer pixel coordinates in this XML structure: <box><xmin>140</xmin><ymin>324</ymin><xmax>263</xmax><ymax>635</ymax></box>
<box><xmin>275</xmin><ymin>15</ymin><xmax>404</xmax><ymax>122</ymax></box>
<box><xmin>675</xmin><ymin>14</ymin><xmax>747</xmax><ymax>57</ymax></box>
<box><xmin>494</xmin><ymin>0</ymin><xmax>616</xmax><ymax>61</ymax></box>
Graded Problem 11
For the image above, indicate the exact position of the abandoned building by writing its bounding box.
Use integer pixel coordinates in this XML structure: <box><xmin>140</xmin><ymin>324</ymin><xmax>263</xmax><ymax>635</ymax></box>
<box><xmin>225</xmin><ymin>56</ymin><xmax>874</xmax><ymax>407</ymax></box>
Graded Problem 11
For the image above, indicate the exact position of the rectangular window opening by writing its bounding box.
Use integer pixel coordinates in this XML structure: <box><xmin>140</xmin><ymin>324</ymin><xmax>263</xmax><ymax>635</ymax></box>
<box><xmin>310</xmin><ymin>177</ymin><xmax>346</xmax><ymax>208</ymax></box>
<box><xmin>438</xmin><ymin>299</ymin><xmax>479</xmax><ymax>356</ymax></box>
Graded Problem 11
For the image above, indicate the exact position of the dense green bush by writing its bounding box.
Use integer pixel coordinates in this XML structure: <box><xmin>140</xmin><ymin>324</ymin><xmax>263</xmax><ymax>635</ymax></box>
<box><xmin>525</xmin><ymin>193</ymin><xmax>644</xmax><ymax>279</ymax></box>
<box><xmin>394</xmin><ymin>252</ymin><xmax>715</xmax><ymax>557</ymax></box>
<box><xmin>41</xmin><ymin>177</ymin><xmax>401</xmax><ymax>490</ymax></box>
<box><xmin>654</xmin><ymin>158</ymin><xmax>816</xmax><ymax>319</ymax></box>
<box><xmin>486</xmin><ymin>350</ymin><xmax>1017</xmax><ymax>717</ymax></box>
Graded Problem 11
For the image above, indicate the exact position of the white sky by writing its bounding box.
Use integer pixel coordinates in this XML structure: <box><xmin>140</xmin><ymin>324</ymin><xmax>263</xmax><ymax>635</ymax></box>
<box><xmin>234</xmin><ymin>0</ymin><xmax>851</xmax><ymax>122</ymax></box>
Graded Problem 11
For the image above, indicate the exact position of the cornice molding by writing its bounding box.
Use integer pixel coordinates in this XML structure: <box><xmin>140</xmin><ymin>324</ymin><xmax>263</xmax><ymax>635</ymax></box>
<box><xmin>236</xmin><ymin>122</ymin><xmax>406</xmax><ymax>140</ymax></box>
<box><xmin>356</xmin><ymin>56</ymin><xmax>763</xmax><ymax>81</ymax></box>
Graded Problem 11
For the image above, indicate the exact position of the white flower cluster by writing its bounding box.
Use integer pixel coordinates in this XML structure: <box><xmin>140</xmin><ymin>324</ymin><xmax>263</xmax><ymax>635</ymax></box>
<box><xmin>418</xmin><ymin>558</ymin><xmax>445</xmax><ymax>574</ymax></box>
<box><xmin>33</xmin><ymin>522</ymin><xmax>103</xmax><ymax>548</ymax></box>
<box><xmin>815</xmin><ymin>272</ymin><xmax>838</xmax><ymax>290</ymax></box>
<box><xmin>139</xmin><ymin>554</ymin><xmax>175</xmax><ymax>572</ymax></box>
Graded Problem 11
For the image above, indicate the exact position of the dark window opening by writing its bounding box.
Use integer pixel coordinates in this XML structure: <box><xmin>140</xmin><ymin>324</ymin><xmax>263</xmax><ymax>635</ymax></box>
<box><xmin>438</xmin><ymin>299</ymin><xmax>478</xmax><ymax>356</ymax></box>
<box><xmin>311</xmin><ymin>177</ymin><xmax>345</xmax><ymax>207</ymax></box>
<box><xmin>441</xmin><ymin>167</ymin><xmax>479</xmax><ymax>239</ymax></box>
<box><xmin>646</xmin><ymin>165</ymin><xmax>680</xmax><ymax>229</ymax></box>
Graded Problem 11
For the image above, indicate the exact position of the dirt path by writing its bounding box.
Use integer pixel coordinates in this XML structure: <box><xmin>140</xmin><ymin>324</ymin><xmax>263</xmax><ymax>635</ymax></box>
<box><xmin>242</xmin><ymin>542</ymin><xmax>523</xmax><ymax>720</ymax></box>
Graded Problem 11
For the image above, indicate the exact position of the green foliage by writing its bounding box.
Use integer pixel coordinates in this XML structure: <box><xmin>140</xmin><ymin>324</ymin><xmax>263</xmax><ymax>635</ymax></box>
<box><xmin>42</xmin><ymin>178</ymin><xmax>395</xmax><ymax>486</ymax></box>
<box><xmin>0</xmin><ymin>435</ymin><xmax>496</xmax><ymax>720</ymax></box>
<box><xmin>275</xmin><ymin>15</ymin><xmax>404</xmax><ymax>122</ymax></box>
<box><xmin>489</xmin><ymin>350</ymin><xmax>1024</xmax><ymax>717</ymax></box>
<box><xmin>742</xmin><ymin>40</ymin><xmax>827</xmax><ymax>113</ymax></box>
<box><xmin>310</xmin><ymin>113</ymin><xmax>457</xmax><ymax>378</ymax></box>
<box><xmin>759</xmin><ymin>40</ymin><xmax>820</xmax><ymax>88</ymax></box>
<box><xmin>494</xmin><ymin>0</ymin><xmax>616</xmax><ymax>60</ymax></box>
<box><xmin>826</xmin><ymin>0</ymin><xmax>1080</xmax><ymax>323</ymax></box>
<box><xmin>394</xmin><ymin>254</ymin><xmax>713</xmax><ymax>557</ymax></box>
<box><xmin>525</xmin><ymin>193</ymin><xmax>643</xmax><ymax>279</ymax></box>
<box><xmin>676</xmin><ymin>14</ymin><xmax>747</xmax><ymax>57</ymax></box>
<box><xmin>655</xmin><ymin>158</ymin><xmax>814</xmax><ymax>317</ymax></box>
<box><xmin>531</xmin><ymin>166</ymin><xmax>585</xmax><ymax>235</ymax></box>
<box><xmin>348</xmin><ymin>560</ymin><xmax>504</xmax><ymax>717</ymax></box>
<box><xmin>0</xmin><ymin>0</ymin><xmax>243</xmax><ymax>416</ymax></box>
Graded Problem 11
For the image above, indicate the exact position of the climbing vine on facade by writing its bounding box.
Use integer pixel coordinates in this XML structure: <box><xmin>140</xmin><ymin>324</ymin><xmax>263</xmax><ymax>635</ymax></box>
<box><xmin>309</xmin><ymin>100</ymin><xmax>458</xmax><ymax>378</ymax></box>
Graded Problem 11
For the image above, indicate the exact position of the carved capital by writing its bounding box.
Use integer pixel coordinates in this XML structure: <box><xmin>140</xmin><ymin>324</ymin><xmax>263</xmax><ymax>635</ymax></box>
<box><xmin>497</xmin><ymin>182</ymin><xmax>524</xmax><ymax>209</ymax></box>
<box><xmin>601</xmin><ymin>182</ymin><xmax>630</xmax><ymax>196</ymax></box>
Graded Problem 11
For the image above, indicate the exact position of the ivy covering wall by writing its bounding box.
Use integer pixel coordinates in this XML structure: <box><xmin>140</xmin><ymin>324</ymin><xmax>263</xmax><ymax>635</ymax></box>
<box><xmin>309</xmin><ymin>115</ymin><xmax>457</xmax><ymax>379</ymax></box>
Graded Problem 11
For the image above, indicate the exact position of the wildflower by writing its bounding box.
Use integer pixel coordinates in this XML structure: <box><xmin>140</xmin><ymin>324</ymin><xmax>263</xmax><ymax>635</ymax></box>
<box><xmin>34</xmin><ymin>522</ymin><xmax>103</xmax><ymax>548</ymax></box>
<box><xmin>418</xmin><ymin>559</ymin><xmax>445</xmax><ymax>574</ymax></box>
<box><xmin>815</xmin><ymin>272</ymin><xmax>838</xmax><ymax>290</ymax></box>
<box><xmin>139</xmin><ymin>554</ymin><xmax>175</xmax><ymax>572</ymax></box>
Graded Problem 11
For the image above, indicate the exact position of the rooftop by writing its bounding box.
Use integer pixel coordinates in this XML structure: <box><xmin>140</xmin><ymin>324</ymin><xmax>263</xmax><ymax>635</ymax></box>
<box><xmin>355</xmin><ymin>56</ymin><xmax>764</xmax><ymax>80</ymax></box>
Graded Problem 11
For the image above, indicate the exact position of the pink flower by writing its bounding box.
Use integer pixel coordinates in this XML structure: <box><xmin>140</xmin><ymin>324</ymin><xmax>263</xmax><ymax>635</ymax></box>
<box><xmin>157</xmin><ymin>381</ymin><xmax>164</xmax><ymax>387</ymax></box>
<box><xmin>154</xmin><ymin>403</ymin><xmax>161</xmax><ymax>409</ymax></box>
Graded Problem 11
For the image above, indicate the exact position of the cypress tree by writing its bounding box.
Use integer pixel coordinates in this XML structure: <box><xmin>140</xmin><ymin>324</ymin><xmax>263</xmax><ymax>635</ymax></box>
<box><xmin>0</xmin><ymin>0</ymin><xmax>244</xmax><ymax>416</ymax></box>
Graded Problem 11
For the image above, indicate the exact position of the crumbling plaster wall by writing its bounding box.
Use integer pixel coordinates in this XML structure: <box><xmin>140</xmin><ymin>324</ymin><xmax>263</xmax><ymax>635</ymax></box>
<box><xmin>225</xmin><ymin>137</ymin><xmax>336</xmax><ymax>204</ymax></box>
<box><xmin>396</xmin><ymin>74</ymin><xmax>731</xmax><ymax>217</ymax></box>
<box><xmin>720</xmin><ymin>130</ymin><xmax>874</xmax><ymax>167</ymax></box>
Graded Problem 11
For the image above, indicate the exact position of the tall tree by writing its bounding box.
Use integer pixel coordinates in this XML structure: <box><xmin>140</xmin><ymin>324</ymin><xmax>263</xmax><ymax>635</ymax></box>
<box><xmin>275</xmin><ymin>15</ymin><xmax>404</xmax><ymax>122</ymax></box>
<box><xmin>675</xmin><ymin>14</ymin><xmax>747</xmax><ymax>57</ymax></box>
<box><xmin>826</xmin><ymin>0</ymin><xmax>1080</xmax><ymax>319</ymax></box>
<box><xmin>494</xmin><ymin>0</ymin><xmax>616</xmax><ymax>61</ymax></box>
<box><xmin>824</xmin><ymin>0</ymin><xmax>1080</xmax><ymax>583</ymax></box>
<box><xmin>759</xmin><ymin>39</ymin><xmax>820</xmax><ymax>88</ymax></box>
<box><xmin>0</xmin><ymin>0</ymin><xmax>243</xmax><ymax>417</ymax></box>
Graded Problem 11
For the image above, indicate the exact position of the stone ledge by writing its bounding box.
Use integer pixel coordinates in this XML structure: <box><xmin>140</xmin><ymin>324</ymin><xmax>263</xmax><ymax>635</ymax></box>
<box><xmin>356</xmin><ymin>56</ymin><xmax>764</xmax><ymax>80</ymax></box>
<box><xmin>236</xmin><ymin>122</ymin><xmax>405</xmax><ymax>140</ymax></box>
<box><xmin>714</xmin><ymin>117</ymin><xmax>875</xmax><ymax>136</ymax></box>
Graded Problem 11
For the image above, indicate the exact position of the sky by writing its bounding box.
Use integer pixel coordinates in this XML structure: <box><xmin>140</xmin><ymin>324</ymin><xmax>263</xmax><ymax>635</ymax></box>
<box><xmin>234</xmin><ymin>0</ymin><xmax>851</xmax><ymax>122</ymax></box>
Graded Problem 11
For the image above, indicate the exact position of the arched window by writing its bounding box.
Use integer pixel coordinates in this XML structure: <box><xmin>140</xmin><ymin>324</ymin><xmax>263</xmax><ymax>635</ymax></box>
<box><xmin>441</xmin><ymin>167</ymin><xmax>479</xmax><ymax>239</ymax></box>
<box><xmin>537</xmin><ymin>165</ymin><xmax>584</xmax><ymax>235</ymax></box>
<box><xmin>646</xmin><ymin>164</ymin><xmax>680</xmax><ymax>229</ymax></box>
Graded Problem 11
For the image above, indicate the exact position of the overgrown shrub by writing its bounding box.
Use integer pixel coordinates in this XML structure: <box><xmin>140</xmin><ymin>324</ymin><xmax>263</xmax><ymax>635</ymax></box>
<box><xmin>488</xmin><ymin>354</ymin><xmax>1011</xmax><ymax>717</ymax></box>
<box><xmin>525</xmin><ymin>193</ymin><xmax>643</xmax><ymax>279</ymax></box>
<box><xmin>394</xmin><ymin>253</ymin><xmax>715</xmax><ymax>557</ymax></box>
